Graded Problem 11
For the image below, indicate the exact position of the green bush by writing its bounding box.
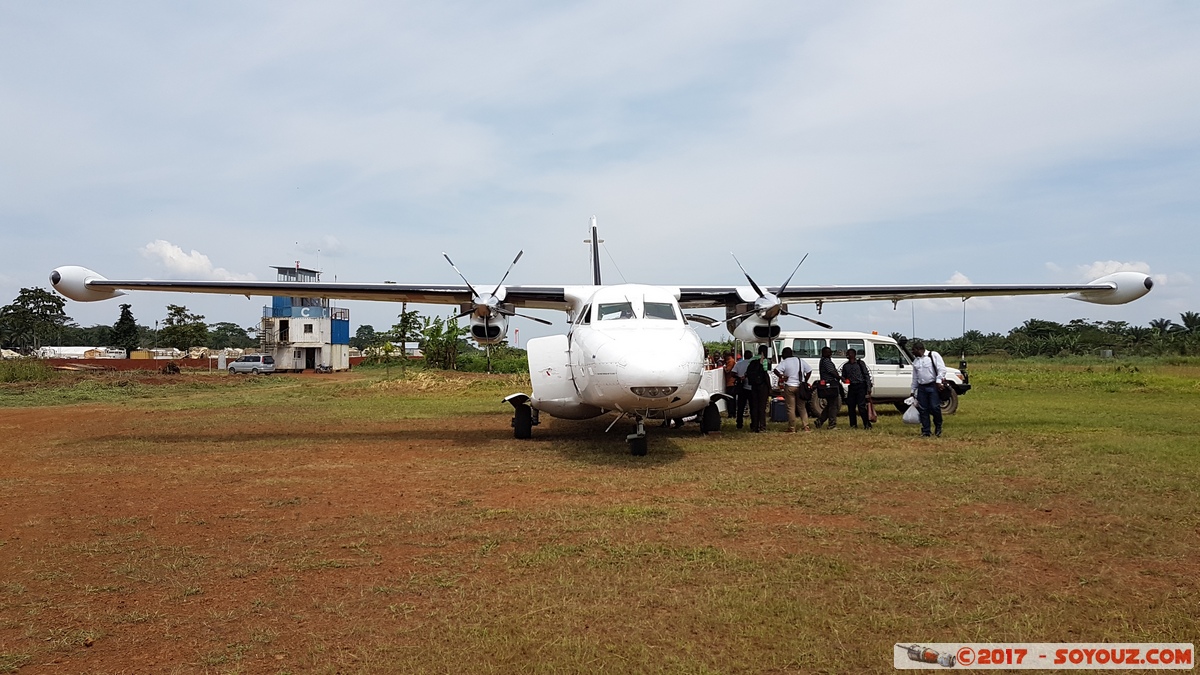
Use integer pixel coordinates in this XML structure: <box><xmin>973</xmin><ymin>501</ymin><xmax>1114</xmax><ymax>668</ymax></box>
<box><xmin>457</xmin><ymin>352</ymin><xmax>529</xmax><ymax>374</ymax></box>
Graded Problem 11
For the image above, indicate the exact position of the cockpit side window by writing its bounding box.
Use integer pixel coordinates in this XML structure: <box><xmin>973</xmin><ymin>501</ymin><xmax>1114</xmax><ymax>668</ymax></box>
<box><xmin>576</xmin><ymin>305</ymin><xmax>592</xmax><ymax>325</ymax></box>
<box><xmin>597</xmin><ymin>302</ymin><xmax>636</xmax><ymax>321</ymax></box>
<box><xmin>643</xmin><ymin>301</ymin><xmax>677</xmax><ymax>321</ymax></box>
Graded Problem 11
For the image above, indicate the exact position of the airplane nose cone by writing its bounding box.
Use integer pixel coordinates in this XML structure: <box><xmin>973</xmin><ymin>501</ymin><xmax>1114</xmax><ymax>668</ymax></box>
<box><xmin>617</xmin><ymin>350</ymin><xmax>691</xmax><ymax>389</ymax></box>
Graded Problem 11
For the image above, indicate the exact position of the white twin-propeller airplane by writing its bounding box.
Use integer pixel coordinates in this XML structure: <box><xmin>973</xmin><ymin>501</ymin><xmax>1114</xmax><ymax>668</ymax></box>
<box><xmin>51</xmin><ymin>217</ymin><xmax>1153</xmax><ymax>455</ymax></box>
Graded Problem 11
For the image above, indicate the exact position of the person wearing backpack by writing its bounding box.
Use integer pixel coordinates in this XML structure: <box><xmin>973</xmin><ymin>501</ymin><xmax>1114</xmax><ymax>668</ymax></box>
<box><xmin>840</xmin><ymin>348</ymin><xmax>873</xmax><ymax>430</ymax></box>
<box><xmin>910</xmin><ymin>341</ymin><xmax>947</xmax><ymax>437</ymax></box>
<box><xmin>745</xmin><ymin>345</ymin><xmax>772</xmax><ymax>432</ymax></box>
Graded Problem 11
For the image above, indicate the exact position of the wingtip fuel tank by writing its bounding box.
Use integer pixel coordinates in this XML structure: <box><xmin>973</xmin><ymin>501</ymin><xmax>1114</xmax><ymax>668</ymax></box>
<box><xmin>49</xmin><ymin>266</ymin><xmax>125</xmax><ymax>302</ymax></box>
<box><xmin>1067</xmin><ymin>272</ymin><xmax>1154</xmax><ymax>305</ymax></box>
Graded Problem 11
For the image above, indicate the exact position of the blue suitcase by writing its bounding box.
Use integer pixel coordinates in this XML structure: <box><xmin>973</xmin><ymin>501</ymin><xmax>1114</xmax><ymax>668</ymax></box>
<box><xmin>770</xmin><ymin>398</ymin><xmax>789</xmax><ymax>423</ymax></box>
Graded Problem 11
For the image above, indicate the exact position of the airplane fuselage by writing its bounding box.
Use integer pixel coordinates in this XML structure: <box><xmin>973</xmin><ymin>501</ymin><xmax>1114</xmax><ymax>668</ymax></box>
<box><xmin>524</xmin><ymin>283</ymin><xmax>711</xmax><ymax>420</ymax></box>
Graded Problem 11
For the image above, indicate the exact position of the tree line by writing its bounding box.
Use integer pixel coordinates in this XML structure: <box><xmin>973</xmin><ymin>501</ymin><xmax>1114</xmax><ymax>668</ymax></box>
<box><xmin>911</xmin><ymin>313</ymin><xmax>1200</xmax><ymax>358</ymax></box>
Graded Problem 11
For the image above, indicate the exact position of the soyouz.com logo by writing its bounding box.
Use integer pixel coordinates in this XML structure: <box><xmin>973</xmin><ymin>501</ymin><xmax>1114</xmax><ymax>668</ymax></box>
<box><xmin>895</xmin><ymin>643</ymin><xmax>1194</xmax><ymax>669</ymax></box>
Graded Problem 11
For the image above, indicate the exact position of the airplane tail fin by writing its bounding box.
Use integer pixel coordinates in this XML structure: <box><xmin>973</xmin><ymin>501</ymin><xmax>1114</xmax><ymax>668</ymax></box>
<box><xmin>588</xmin><ymin>215</ymin><xmax>602</xmax><ymax>285</ymax></box>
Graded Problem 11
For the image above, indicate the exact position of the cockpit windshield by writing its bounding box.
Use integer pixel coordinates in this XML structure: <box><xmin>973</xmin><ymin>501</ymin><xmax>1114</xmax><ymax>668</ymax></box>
<box><xmin>596</xmin><ymin>302</ymin><xmax>636</xmax><ymax>321</ymax></box>
<box><xmin>643</xmin><ymin>301</ymin><xmax>678</xmax><ymax>321</ymax></box>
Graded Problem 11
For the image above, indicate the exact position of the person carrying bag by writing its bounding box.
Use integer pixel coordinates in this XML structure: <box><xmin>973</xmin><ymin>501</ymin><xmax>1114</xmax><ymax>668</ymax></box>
<box><xmin>772</xmin><ymin>347</ymin><xmax>813</xmax><ymax>433</ymax></box>
<box><xmin>909</xmin><ymin>341</ymin><xmax>947</xmax><ymax>437</ymax></box>
<box><xmin>814</xmin><ymin>346</ymin><xmax>841</xmax><ymax>429</ymax></box>
<box><xmin>840</xmin><ymin>348</ymin><xmax>873</xmax><ymax>430</ymax></box>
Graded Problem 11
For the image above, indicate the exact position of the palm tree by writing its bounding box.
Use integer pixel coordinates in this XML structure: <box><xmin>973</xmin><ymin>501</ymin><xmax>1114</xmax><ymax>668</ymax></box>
<box><xmin>1179</xmin><ymin>311</ymin><xmax>1200</xmax><ymax>333</ymax></box>
<box><xmin>1149</xmin><ymin>318</ymin><xmax>1180</xmax><ymax>336</ymax></box>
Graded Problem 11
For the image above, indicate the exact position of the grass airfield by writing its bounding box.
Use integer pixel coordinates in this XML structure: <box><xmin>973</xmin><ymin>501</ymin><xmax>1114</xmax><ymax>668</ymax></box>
<box><xmin>1</xmin><ymin>360</ymin><xmax>1197</xmax><ymax>674</ymax></box>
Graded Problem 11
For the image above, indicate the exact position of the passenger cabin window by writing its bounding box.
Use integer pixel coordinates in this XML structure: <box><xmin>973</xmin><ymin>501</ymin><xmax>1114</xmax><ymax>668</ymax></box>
<box><xmin>597</xmin><ymin>302</ymin><xmax>635</xmax><ymax>321</ymax></box>
<box><xmin>791</xmin><ymin>338</ymin><xmax>825</xmax><ymax>358</ymax></box>
<box><xmin>643</xmin><ymin>302</ymin><xmax>677</xmax><ymax>321</ymax></box>
<box><xmin>874</xmin><ymin>343</ymin><xmax>902</xmax><ymax>365</ymax></box>
<box><xmin>829</xmin><ymin>339</ymin><xmax>865</xmax><ymax>357</ymax></box>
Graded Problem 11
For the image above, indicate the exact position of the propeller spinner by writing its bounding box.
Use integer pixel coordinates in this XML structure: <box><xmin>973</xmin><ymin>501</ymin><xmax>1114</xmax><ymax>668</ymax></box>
<box><xmin>727</xmin><ymin>253</ymin><xmax>833</xmax><ymax>332</ymax></box>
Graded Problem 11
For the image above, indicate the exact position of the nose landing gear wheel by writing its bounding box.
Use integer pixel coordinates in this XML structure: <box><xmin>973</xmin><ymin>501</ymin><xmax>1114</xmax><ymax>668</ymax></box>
<box><xmin>627</xmin><ymin>417</ymin><xmax>648</xmax><ymax>456</ymax></box>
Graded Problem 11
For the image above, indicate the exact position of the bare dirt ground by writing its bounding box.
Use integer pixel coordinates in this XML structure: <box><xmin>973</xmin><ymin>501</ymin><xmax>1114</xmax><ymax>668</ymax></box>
<box><xmin>2</xmin><ymin>385</ymin><xmax>544</xmax><ymax>673</ymax></box>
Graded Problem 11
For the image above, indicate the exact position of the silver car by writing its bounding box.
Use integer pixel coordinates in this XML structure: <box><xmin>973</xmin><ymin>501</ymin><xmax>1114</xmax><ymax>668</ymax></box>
<box><xmin>228</xmin><ymin>354</ymin><xmax>275</xmax><ymax>374</ymax></box>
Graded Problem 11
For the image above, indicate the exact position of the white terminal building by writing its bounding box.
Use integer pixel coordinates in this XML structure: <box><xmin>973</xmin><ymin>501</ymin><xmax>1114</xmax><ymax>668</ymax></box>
<box><xmin>259</xmin><ymin>264</ymin><xmax>351</xmax><ymax>371</ymax></box>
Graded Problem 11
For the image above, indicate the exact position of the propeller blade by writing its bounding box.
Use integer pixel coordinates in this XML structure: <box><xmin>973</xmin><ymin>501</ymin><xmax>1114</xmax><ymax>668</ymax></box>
<box><xmin>767</xmin><ymin>317</ymin><xmax>778</xmax><ymax>361</ymax></box>
<box><xmin>490</xmin><ymin>250</ymin><xmax>524</xmax><ymax>298</ymax></box>
<box><xmin>442</xmin><ymin>252</ymin><xmax>480</xmax><ymax>299</ymax></box>
<box><xmin>776</xmin><ymin>253</ymin><xmax>809</xmax><ymax>297</ymax></box>
<box><xmin>730</xmin><ymin>253</ymin><xmax>764</xmax><ymax>297</ymax></box>
<box><xmin>496</xmin><ymin>307</ymin><xmax>553</xmax><ymax>325</ymax></box>
<box><xmin>724</xmin><ymin>307</ymin><xmax>759</xmax><ymax>324</ymax></box>
<box><xmin>514</xmin><ymin>312</ymin><xmax>552</xmax><ymax>326</ymax></box>
<box><xmin>453</xmin><ymin>307</ymin><xmax>474</xmax><ymax>320</ymax></box>
<box><xmin>684</xmin><ymin>314</ymin><xmax>720</xmax><ymax>327</ymax></box>
<box><xmin>484</xmin><ymin>315</ymin><xmax>492</xmax><ymax>373</ymax></box>
<box><xmin>782</xmin><ymin>309</ymin><xmax>833</xmax><ymax>330</ymax></box>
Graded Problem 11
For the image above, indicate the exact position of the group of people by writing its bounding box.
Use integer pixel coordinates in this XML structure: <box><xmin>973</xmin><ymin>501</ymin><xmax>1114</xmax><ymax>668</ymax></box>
<box><xmin>720</xmin><ymin>346</ymin><xmax>876</xmax><ymax>433</ymax></box>
<box><xmin>716</xmin><ymin>341</ymin><xmax>948</xmax><ymax>437</ymax></box>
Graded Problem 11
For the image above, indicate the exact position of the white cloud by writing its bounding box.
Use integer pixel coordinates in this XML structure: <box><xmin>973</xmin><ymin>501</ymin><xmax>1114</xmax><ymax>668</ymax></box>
<box><xmin>139</xmin><ymin>240</ymin><xmax>256</xmax><ymax>281</ymax></box>
<box><xmin>1077</xmin><ymin>260</ymin><xmax>1151</xmax><ymax>279</ymax></box>
<box><xmin>1073</xmin><ymin>259</ymin><xmax>1179</xmax><ymax>288</ymax></box>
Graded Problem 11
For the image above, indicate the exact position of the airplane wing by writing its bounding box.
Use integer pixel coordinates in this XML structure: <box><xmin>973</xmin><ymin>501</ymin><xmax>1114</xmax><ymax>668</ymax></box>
<box><xmin>677</xmin><ymin>273</ymin><xmax>1154</xmax><ymax>308</ymax></box>
<box><xmin>51</xmin><ymin>266</ymin><xmax>1152</xmax><ymax>316</ymax></box>
<box><xmin>48</xmin><ymin>267</ymin><xmax>571</xmax><ymax>310</ymax></box>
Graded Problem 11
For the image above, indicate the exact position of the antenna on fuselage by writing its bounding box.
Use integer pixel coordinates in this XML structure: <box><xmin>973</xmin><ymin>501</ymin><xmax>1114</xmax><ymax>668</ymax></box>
<box><xmin>584</xmin><ymin>215</ymin><xmax>602</xmax><ymax>286</ymax></box>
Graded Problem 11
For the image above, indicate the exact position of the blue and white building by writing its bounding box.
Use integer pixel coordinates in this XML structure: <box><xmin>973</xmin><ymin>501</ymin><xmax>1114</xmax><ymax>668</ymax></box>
<box><xmin>259</xmin><ymin>265</ymin><xmax>351</xmax><ymax>371</ymax></box>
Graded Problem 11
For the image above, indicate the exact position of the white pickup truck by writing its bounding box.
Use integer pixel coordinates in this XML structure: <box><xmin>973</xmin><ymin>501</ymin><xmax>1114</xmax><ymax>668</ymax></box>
<box><xmin>741</xmin><ymin>331</ymin><xmax>971</xmax><ymax>414</ymax></box>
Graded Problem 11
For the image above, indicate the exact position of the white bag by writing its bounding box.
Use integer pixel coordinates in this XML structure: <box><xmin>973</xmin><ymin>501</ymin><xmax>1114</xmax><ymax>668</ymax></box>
<box><xmin>902</xmin><ymin>403</ymin><xmax>921</xmax><ymax>425</ymax></box>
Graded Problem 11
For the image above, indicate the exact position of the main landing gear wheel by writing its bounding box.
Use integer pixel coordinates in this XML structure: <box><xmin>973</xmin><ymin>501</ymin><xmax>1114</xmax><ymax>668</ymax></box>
<box><xmin>701</xmin><ymin>402</ymin><xmax>722</xmax><ymax>434</ymax></box>
<box><xmin>512</xmin><ymin>405</ymin><xmax>533</xmax><ymax>439</ymax></box>
<box><xmin>627</xmin><ymin>418</ymin><xmax>648</xmax><ymax>456</ymax></box>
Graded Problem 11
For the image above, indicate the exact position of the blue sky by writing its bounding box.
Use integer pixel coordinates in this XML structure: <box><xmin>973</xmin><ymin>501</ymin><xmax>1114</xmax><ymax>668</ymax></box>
<box><xmin>2</xmin><ymin>2</ymin><xmax>1196</xmax><ymax>343</ymax></box>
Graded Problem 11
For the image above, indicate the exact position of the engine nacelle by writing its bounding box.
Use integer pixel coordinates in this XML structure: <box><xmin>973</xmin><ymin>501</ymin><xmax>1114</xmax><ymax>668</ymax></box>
<box><xmin>49</xmin><ymin>266</ymin><xmax>125</xmax><ymax>302</ymax></box>
<box><xmin>469</xmin><ymin>313</ymin><xmax>509</xmax><ymax>345</ymax></box>
<box><xmin>728</xmin><ymin>314</ymin><xmax>781</xmax><ymax>342</ymax></box>
<box><xmin>1067</xmin><ymin>272</ymin><xmax>1154</xmax><ymax>305</ymax></box>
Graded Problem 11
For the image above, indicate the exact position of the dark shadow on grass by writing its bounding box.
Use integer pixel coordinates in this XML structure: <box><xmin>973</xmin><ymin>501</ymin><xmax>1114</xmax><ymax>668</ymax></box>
<box><xmin>75</xmin><ymin>428</ymin><xmax>518</xmax><ymax>450</ymax></box>
<box><xmin>68</xmin><ymin>417</ymin><xmax>685</xmax><ymax>461</ymax></box>
<box><xmin>535</xmin><ymin>417</ymin><xmax>687</xmax><ymax>467</ymax></box>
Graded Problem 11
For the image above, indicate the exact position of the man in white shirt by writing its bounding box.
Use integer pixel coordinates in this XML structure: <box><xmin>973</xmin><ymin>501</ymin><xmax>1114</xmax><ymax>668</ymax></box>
<box><xmin>773</xmin><ymin>347</ymin><xmax>813</xmax><ymax>433</ymax></box>
<box><xmin>910</xmin><ymin>341</ymin><xmax>947</xmax><ymax>437</ymax></box>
